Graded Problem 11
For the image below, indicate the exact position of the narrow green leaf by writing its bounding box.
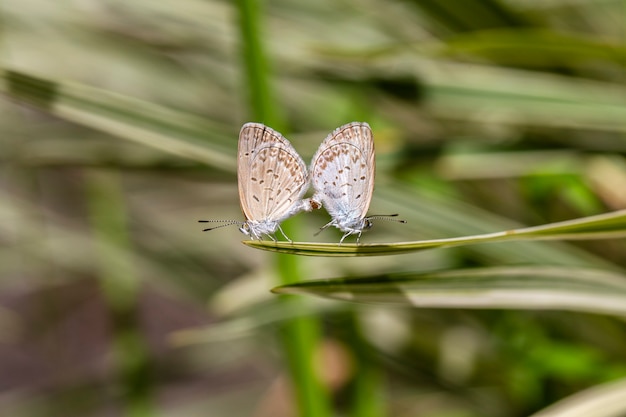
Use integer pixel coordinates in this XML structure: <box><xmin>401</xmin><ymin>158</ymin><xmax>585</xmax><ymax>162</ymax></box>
<box><xmin>315</xmin><ymin>47</ymin><xmax>626</xmax><ymax>134</ymax></box>
<box><xmin>0</xmin><ymin>69</ymin><xmax>237</xmax><ymax>172</ymax></box>
<box><xmin>440</xmin><ymin>29</ymin><xmax>626</xmax><ymax>68</ymax></box>
<box><xmin>529</xmin><ymin>377</ymin><xmax>626</xmax><ymax>417</ymax></box>
<box><xmin>169</xmin><ymin>299</ymin><xmax>343</xmax><ymax>346</ymax></box>
<box><xmin>272</xmin><ymin>266</ymin><xmax>626</xmax><ymax>317</ymax></box>
<box><xmin>244</xmin><ymin>210</ymin><xmax>626</xmax><ymax>256</ymax></box>
<box><xmin>406</xmin><ymin>0</ymin><xmax>531</xmax><ymax>32</ymax></box>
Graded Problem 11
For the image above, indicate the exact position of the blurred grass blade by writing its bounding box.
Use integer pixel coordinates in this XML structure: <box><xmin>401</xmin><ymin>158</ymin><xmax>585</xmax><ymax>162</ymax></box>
<box><xmin>440</xmin><ymin>28</ymin><xmax>626</xmax><ymax>68</ymax></box>
<box><xmin>424</xmin><ymin>61</ymin><xmax>626</xmax><ymax>134</ymax></box>
<box><xmin>244</xmin><ymin>210</ymin><xmax>626</xmax><ymax>256</ymax></box>
<box><xmin>406</xmin><ymin>0</ymin><xmax>531</xmax><ymax>31</ymax></box>
<box><xmin>169</xmin><ymin>299</ymin><xmax>343</xmax><ymax>346</ymax></box>
<box><xmin>1</xmin><ymin>69</ymin><xmax>236</xmax><ymax>171</ymax></box>
<box><xmin>529</xmin><ymin>377</ymin><xmax>626</xmax><ymax>417</ymax></box>
<box><xmin>272</xmin><ymin>266</ymin><xmax>626</xmax><ymax>317</ymax></box>
<box><xmin>316</xmin><ymin>47</ymin><xmax>626</xmax><ymax>134</ymax></box>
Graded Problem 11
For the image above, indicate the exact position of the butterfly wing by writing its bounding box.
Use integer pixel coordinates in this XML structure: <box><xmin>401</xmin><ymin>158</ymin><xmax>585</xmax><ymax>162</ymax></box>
<box><xmin>238</xmin><ymin>123</ymin><xmax>309</xmax><ymax>224</ymax></box>
<box><xmin>310</xmin><ymin>122</ymin><xmax>375</xmax><ymax>227</ymax></box>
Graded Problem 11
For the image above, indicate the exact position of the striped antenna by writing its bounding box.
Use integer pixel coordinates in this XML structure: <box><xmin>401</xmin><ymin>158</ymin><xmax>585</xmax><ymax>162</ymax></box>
<box><xmin>198</xmin><ymin>220</ymin><xmax>244</xmax><ymax>232</ymax></box>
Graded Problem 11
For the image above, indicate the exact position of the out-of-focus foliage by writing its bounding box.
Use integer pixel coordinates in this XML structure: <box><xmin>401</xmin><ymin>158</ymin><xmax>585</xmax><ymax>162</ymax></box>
<box><xmin>1</xmin><ymin>0</ymin><xmax>625</xmax><ymax>416</ymax></box>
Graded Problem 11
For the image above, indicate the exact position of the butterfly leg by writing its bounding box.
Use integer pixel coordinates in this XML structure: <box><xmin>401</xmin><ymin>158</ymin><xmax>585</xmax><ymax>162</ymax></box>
<box><xmin>276</xmin><ymin>224</ymin><xmax>292</xmax><ymax>243</ymax></box>
<box><xmin>265</xmin><ymin>233</ymin><xmax>277</xmax><ymax>242</ymax></box>
<box><xmin>314</xmin><ymin>219</ymin><xmax>336</xmax><ymax>237</ymax></box>
<box><xmin>338</xmin><ymin>229</ymin><xmax>362</xmax><ymax>245</ymax></box>
<box><xmin>339</xmin><ymin>230</ymin><xmax>355</xmax><ymax>245</ymax></box>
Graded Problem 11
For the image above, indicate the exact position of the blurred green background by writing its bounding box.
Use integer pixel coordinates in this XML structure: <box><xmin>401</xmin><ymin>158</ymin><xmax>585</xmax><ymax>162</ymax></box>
<box><xmin>1</xmin><ymin>0</ymin><xmax>626</xmax><ymax>416</ymax></box>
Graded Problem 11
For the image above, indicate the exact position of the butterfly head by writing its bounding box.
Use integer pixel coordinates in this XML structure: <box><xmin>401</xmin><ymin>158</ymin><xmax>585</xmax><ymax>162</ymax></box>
<box><xmin>238</xmin><ymin>223</ymin><xmax>252</xmax><ymax>237</ymax></box>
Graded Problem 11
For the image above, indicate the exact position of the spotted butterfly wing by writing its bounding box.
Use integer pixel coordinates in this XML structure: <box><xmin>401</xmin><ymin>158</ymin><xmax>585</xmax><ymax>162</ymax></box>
<box><xmin>310</xmin><ymin>122</ymin><xmax>375</xmax><ymax>242</ymax></box>
<box><xmin>236</xmin><ymin>123</ymin><xmax>311</xmax><ymax>240</ymax></box>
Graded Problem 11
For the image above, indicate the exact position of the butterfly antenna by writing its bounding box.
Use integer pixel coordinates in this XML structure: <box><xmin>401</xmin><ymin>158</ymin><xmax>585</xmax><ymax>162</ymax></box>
<box><xmin>366</xmin><ymin>214</ymin><xmax>407</xmax><ymax>223</ymax></box>
<box><xmin>198</xmin><ymin>220</ymin><xmax>243</xmax><ymax>232</ymax></box>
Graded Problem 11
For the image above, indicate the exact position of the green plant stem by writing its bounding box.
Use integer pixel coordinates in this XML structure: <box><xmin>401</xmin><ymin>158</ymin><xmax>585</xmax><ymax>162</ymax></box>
<box><xmin>237</xmin><ymin>0</ymin><xmax>279</xmax><ymax>126</ymax></box>
<box><xmin>236</xmin><ymin>0</ymin><xmax>331</xmax><ymax>416</ymax></box>
<box><xmin>277</xmin><ymin>243</ymin><xmax>331</xmax><ymax>417</ymax></box>
<box><xmin>85</xmin><ymin>170</ymin><xmax>154</xmax><ymax>417</ymax></box>
<box><xmin>344</xmin><ymin>310</ymin><xmax>386</xmax><ymax>417</ymax></box>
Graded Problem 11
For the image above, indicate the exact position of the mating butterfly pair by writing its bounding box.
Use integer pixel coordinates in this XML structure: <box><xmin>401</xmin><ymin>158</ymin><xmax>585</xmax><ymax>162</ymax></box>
<box><xmin>199</xmin><ymin>122</ymin><xmax>402</xmax><ymax>243</ymax></box>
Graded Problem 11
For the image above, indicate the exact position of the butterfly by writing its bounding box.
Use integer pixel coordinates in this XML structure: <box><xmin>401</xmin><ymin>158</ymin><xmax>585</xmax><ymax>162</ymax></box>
<box><xmin>309</xmin><ymin>122</ymin><xmax>403</xmax><ymax>243</ymax></box>
<box><xmin>200</xmin><ymin>122</ymin><xmax>401</xmax><ymax>242</ymax></box>
<box><xmin>199</xmin><ymin>123</ymin><xmax>315</xmax><ymax>241</ymax></box>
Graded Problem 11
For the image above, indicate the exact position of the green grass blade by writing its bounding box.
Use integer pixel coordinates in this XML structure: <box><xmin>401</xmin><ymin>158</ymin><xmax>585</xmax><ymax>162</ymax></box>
<box><xmin>315</xmin><ymin>46</ymin><xmax>626</xmax><ymax>134</ymax></box>
<box><xmin>244</xmin><ymin>210</ymin><xmax>626</xmax><ymax>256</ymax></box>
<box><xmin>529</xmin><ymin>377</ymin><xmax>626</xmax><ymax>417</ymax></box>
<box><xmin>0</xmin><ymin>69</ymin><xmax>237</xmax><ymax>171</ymax></box>
<box><xmin>169</xmin><ymin>300</ymin><xmax>344</xmax><ymax>346</ymax></box>
<box><xmin>374</xmin><ymin>185</ymin><xmax>616</xmax><ymax>267</ymax></box>
<box><xmin>406</xmin><ymin>0</ymin><xmax>531</xmax><ymax>32</ymax></box>
<box><xmin>272</xmin><ymin>266</ymin><xmax>626</xmax><ymax>317</ymax></box>
<box><xmin>440</xmin><ymin>28</ymin><xmax>626</xmax><ymax>69</ymax></box>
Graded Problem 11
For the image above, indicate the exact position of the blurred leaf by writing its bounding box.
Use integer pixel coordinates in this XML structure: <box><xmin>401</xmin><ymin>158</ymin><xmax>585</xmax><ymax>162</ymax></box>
<box><xmin>405</xmin><ymin>0</ymin><xmax>532</xmax><ymax>32</ymax></box>
<box><xmin>424</xmin><ymin>63</ymin><xmax>626</xmax><ymax>134</ymax></box>
<box><xmin>440</xmin><ymin>29</ymin><xmax>626</xmax><ymax>69</ymax></box>
<box><xmin>316</xmin><ymin>49</ymin><xmax>626</xmax><ymax>134</ymax></box>
<box><xmin>244</xmin><ymin>210</ymin><xmax>626</xmax><ymax>256</ymax></box>
<box><xmin>529</xmin><ymin>376</ymin><xmax>626</xmax><ymax>417</ymax></box>
<box><xmin>169</xmin><ymin>298</ymin><xmax>343</xmax><ymax>346</ymax></box>
<box><xmin>1</xmin><ymin>69</ymin><xmax>237</xmax><ymax>171</ymax></box>
<box><xmin>272</xmin><ymin>266</ymin><xmax>626</xmax><ymax>317</ymax></box>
